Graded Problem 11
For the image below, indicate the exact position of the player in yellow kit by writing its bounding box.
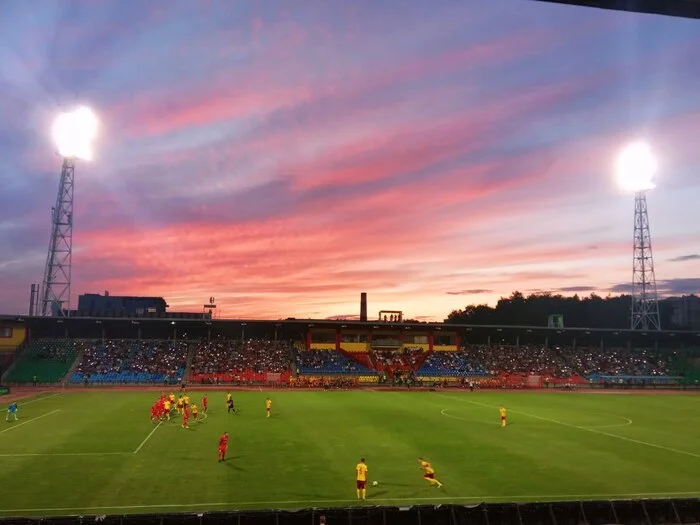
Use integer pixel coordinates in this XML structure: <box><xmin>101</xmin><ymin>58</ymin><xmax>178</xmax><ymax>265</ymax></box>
<box><xmin>265</xmin><ymin>397</ymin><xmax>272</xmax><ymax>418</ymax></box>
<box><xmin>191</xmin><ymin>404</ymin><xmax>198</xmax><ymax>420</ymax></box>
<box><xmin>500</xmin><ymin>405</ymin><xmax>507</xmax><ymax>427</ymax></box>
<box><xmin>164</xmin><ymin>400</ymin><xmax>171</xmax><ymax>420</ymax></box>
<box><xmin>356</xmin><ymin>458</ymin><xmax>368</xmax><ymax>500</ymax></box>
<box><xmin>418</xmin><ymin>458</ymin><xmax>443</xmax><ymax>488</ymax></box>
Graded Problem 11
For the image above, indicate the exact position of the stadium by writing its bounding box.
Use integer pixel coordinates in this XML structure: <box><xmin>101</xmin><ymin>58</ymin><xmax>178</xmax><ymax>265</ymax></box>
<box><xmin>1</xmin><ymin>304</ymin><xmax>699</xmax><ymax>524</ymax></box>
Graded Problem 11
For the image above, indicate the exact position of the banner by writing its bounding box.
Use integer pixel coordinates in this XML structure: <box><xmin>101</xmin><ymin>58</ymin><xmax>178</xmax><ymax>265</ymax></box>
<box><xmin>266</xmin><ymin>373</ymin><xmax>281</xmax><ymax>382</ymax></box>
<box><xmin>0</xmin><ymin>386</ymin><xmax>9</xmax><ymax>395</ymax></box>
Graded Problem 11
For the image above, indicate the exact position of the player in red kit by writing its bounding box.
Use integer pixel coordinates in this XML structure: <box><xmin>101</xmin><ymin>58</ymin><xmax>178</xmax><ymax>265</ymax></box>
<box><xmin>182</xmin><ymin>405</ymin><xmax>190</xmax><ymax>429</ymax></box>
<box><xmin>218</xmin><ymin>432</ymin><xmax>229</xmax><ymax>462</ymax></box>
<box><xmin>202</xmin><ymin>394</ymin><xmax>208</xmax><ymax>414</ymax></box>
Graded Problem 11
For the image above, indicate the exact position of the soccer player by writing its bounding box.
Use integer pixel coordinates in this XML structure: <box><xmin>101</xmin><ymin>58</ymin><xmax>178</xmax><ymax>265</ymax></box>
<box><xmin>192</xmin><ymin>404</ymin><xmax>199</xmax><ymax>420</ymax></box>
<box><xmin>202</xmin><ymin>394</ymin><xmax>208</xmax><ymax>414</ymax></box>
<box><xmin>6</xmin><ymin>402</ymin><xmax>18</xmax><ymax>422</ymax></box>
<box><xmin>177</xmin><ymin>395</ymin><xmax>184</xmax><ymax>415</ymax></box>
<box><xmin>418</xmin><ymin>458</ymin><xmax>443</xmax><ymax>488</ymax></box>
<box><xmin>164</xmin><ymin>399</ymin><xmax>171</xmax><ymax>420</ymax></box>
<box><xmin>169</xmin><ymin>392</ymin><xmax>176</xmax><ymax>404</ymax></box>
<box><xmin>183</xmin><ymin>394</ymin><xmax>190</xmax><ymax>407</ymax></box>
<box><xmin>150</xmin><ymin>403</ymin><xmax>158</xmax><ymax>422</ymax></box>
<box><xmin>182</xmin><ymin>404</ymin><xmax>190</xmax><ymax>429</ymax></box>
<box><xmin>226</xmin><ymin>393</ymin><xmax>235</xmax><ymax>414</ymax></box>
<box><xmin>218</xmin><ymin>432</ymin><xmax>229</xmax><ymax>462</ymax></box>
<box><xmin>500</xmin><ymin>405</ymin><xmax>507</xmax><ymax>427</ymax></box>
<box><xmin>265</xmin><ymin>397</ymin><xmax>272</xmax><ymax>418</ymax></box>
<box><xmin>356</xmin><ymin>458</ymin><xmax>368</xmax><ymax>500</ymax></box>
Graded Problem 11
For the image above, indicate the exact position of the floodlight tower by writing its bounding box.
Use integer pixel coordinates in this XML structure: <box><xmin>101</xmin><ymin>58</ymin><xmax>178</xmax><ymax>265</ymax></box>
<box><xmin>615</xmin><ymin>142</ymin><xmax>661</xmax><ymax>331</ymax></box>
<box><xmin>39</xmin><ymin>107</ymin><xmax>98</xmax><ymax>316</ymax></box>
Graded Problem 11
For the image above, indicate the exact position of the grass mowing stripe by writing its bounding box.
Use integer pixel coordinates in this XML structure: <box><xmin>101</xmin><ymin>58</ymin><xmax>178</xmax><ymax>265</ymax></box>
<box><xmin>2</xmin><ymin>392</ymin><xmax>62</xmax><ymax>412</ymax></box>
<box><xmin>134</xmin><ymin>421</ymin><xmax>162</xmax><ymax>454</ymax></box>
<box><xmin>5</xmin><ymin>491</ymin><xmax>700</xmax><ymax>514</ymax></box>
<box><xmin>439</xmin><ymin>394</ymin><xmax>700</xmax><ymax>459</ymax></box>
<box><xmin>0</xmin><ymin>409</ymin><xmax>61</xmax><ymax>434</ymax></box>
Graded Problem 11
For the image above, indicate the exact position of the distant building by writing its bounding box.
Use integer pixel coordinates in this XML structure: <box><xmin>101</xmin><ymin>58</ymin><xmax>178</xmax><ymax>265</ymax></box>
<box><xmin>77</xmin><ymin>292</ymin><xmax>167</xmax><ymax>317</ymax></box>
<box><xmin>669</xmin><ymin>295</ymin><xmax>700</xmax><ymax>330</ymax></box>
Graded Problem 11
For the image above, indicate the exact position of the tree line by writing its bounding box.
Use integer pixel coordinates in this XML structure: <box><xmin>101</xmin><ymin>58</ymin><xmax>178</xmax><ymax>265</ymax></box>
<box><xmin>444</xmin><ymin>291</ymin><xmax>686</xmax><ymax>329</ymax></box>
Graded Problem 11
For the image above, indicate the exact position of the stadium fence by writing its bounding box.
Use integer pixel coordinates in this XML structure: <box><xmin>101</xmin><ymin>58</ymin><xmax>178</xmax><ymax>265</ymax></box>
<box><xmin>2</xmin><ymin>499</ymin><xmax>699</xmax><ymax>525</ymax></box>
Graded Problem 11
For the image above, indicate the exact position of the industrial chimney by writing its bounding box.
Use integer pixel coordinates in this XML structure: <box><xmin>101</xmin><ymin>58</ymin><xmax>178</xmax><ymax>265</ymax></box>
<box><xmin>360</xmin><ymin>292</ymin><xmax>367</xmax><ymax>322</ymax></box>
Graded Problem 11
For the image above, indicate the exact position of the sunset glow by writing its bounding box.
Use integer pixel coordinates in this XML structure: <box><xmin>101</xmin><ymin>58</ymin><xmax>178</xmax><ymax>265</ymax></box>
<box><xmin>0</xmin><ymin>0</ymin><xmax>699</xmax><ymax>320</ymax></box>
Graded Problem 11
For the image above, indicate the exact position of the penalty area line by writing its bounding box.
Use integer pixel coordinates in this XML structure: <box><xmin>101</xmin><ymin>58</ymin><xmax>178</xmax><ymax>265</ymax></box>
<box><xmin>438</xmin><ymin>394</ymin><xmax>700</xmax><ymax>459</ymax></box>
<box><xmin>5</xmin><ymin>491</ymin><xmax>700</xmax><ymax>514</ymax></box>
<box><xmin>2</xmin><ymin>392</ymin><xmax>62</xmax><ymax>412</ymax></box>
<box><xmin>0</xmin><ymin>409</ymin><xmax>61</xmax><ymax>434</ymax></box>
<box><xmin>134</xmin><ymin>421</ymin><xmax>162</xmax><ymax>454</ymax></box>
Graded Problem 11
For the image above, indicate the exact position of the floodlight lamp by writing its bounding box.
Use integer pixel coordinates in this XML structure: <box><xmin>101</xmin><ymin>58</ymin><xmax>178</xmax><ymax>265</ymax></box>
<box><xmin>52</xmin><ymin>106</ymin><xmax>98</xmax><ymax>161</ymax></box>
<box><xmin>615</xmin><ymin>141</ymin><xmax>657</xmax><ymax>193</ymax></box>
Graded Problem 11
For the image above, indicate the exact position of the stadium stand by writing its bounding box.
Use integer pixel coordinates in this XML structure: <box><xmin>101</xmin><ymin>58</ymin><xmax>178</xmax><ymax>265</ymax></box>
<box><xmin>417</xmin><ymin>349</ymin><xmax>488</xmax><ymax>377</ymax></box>
<box><xmin>468</xmin><ymin>344</ymin><xmax>575</xmax><ymax>378</ymax></box>
<box><xmin>70</xmin><ymin>340</ymin><xmax>189</xmax><ymax>384</ymax></box>
<box><xmin>296</xmin><ymin>349</ymin><xmax>375</xmax><ymax>375</ymax></box>
<box><xmin>414</xmin><ymin>344</ymin><xmax>678</xmax><ymax>385</ymax></box>
<box><xmin>190</xmin><ymin>339</ymin><xmax>293</xmax><ymax>383</ymax></box>
<box><xmin>559</xmin><ymin>346</ymin><xmax>673</xmax><ymax>377</ymax></box>
<box><xmin>4</xmin><ymin>340</ymin><xmax>82</xmax><ymax>383</ymax></box>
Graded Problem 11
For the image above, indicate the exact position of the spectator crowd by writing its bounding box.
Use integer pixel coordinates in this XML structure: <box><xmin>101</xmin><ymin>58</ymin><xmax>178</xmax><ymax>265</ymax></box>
<box><xmin>190</xmin><ymin>339</ymin><xmax>293</xmax><ymax>382</ymax></box>
<box><xmin>296</xmin><ymin>349</ymin><xmax>370</xmax><ymax>374</ymax></box>
<box><xmin>72</xmin><ymin>340</ymin><xmax>189</xmax><ymax>382</ymax></box>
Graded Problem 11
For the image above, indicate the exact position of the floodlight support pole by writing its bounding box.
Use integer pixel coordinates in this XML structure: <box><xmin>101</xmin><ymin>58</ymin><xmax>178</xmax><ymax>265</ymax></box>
<box><xmin>630</xmin><ymin>191</ymin><xmax>660</xmax><ymax>330</ymax></box>
<box><xmin>39</xmin><ymin>157</ymin><xmax>75</xmax><ymax>317</ymax></box>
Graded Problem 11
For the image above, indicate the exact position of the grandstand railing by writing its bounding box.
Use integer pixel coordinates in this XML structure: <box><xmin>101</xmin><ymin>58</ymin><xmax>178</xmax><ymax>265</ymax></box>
<box><xmin>2</xmin><ymin>499</ymin><xmax>699</xmax><ymax>525</ymax></box>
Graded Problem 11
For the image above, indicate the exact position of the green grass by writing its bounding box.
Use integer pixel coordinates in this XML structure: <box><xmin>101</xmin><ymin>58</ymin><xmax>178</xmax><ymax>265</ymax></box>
<box><xmin>1</xmin><ymin>390</ymin><xmax>699</xmax><ymax>517</ymax></box>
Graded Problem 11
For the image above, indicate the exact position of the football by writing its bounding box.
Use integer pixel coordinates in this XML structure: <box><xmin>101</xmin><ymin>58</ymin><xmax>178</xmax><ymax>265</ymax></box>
<box><xmin>372</xmin><ymin>481</ymin><xmax>378</xmax><ymax>486</ymax></box>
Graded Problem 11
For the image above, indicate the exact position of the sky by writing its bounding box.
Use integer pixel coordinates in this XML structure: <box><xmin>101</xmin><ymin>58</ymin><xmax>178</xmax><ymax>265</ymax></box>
<box><xmin>0</xmin><ymin>0</ymin><xmax>699</xmax><ymax>321</ymax></box>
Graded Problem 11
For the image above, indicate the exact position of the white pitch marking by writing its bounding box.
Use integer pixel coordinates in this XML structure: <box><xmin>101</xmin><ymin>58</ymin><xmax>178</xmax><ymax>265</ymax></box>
<box><xmin>438</xmin><ymin>394</ymin><xmax>700</xmax><ymax>459</ymax></box>
<box><xmin>0</xmin><ymin>452</ymin><xmax>131</xmax><ymax>458</ymax></box>
<box><xmin>0</xmin><ymin>409</ymin><xmax>61</xmax><ymax>434</ymax></box>
<box><xmin>440</xmin><ymin>408</ymin><xmax>633</xmax><ymax>429</ymax></box>
<box><xmin>133</xmin><ymin>421</ymin><xmax>162</xmax><ymax>454</ymax></box>
<box><xmin>5</xmin><ymin>491</ymin><xmax>700</xmax><ymax>514</ymax></box>
<box><xmin>440</xmin><ymin>408</ymin><xmax>492</xmax><ymax>424</ymax></box>
<box><xmin>584</xmin><ymin>416</ymin><xmax>633</xmax><ymax>429</ymax></box>
<box><xmin>2</xmin><ymin>392</ymin><xmax>62</xmax><ymax>412</ymax></box>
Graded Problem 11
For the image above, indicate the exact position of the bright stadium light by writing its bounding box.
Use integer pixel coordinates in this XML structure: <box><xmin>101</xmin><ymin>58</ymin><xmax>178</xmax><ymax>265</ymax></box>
<box><xmin>615</xmin><ymin>141</ymin><xmax>657</xmax><ymax>193</ymax></box>
<box><xmin>52</xmin><ymin>106</ymin><xmax>99</xmax><ymax>161</ymax></box>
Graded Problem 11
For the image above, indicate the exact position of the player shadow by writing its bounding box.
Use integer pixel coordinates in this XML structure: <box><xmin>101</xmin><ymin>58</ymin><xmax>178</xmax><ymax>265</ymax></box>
<box><xmin>223</xmin><ymin>461</ymin><xmax>245</xmax><ymax>472</ymax></box>
<box><xmin>376</xmin><ymin>481</ymin><xmax>412</xmax><ymax>488</ymax></box>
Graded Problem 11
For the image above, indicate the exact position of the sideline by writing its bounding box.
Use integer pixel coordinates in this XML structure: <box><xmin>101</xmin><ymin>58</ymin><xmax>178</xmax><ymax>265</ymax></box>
<box><xmin>438</xmin><ymin>394</ymin><xmax>700</xmax><ymax>459</ymax></box>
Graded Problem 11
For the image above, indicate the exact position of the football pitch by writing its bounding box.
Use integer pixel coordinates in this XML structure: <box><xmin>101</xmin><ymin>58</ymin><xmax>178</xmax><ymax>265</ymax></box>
<box><xmin>1</xmin><ymin>389</ymin><xmax>699</xmax><ymax>517</ymax></box>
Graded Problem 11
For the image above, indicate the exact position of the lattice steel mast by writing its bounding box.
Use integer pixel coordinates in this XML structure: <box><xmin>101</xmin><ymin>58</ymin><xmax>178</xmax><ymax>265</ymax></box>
<box><xmin>39</xmin><ymin>158</ymin><xmax>75</xmax><ymax>316</ymax></box>
<box><xmin>630</xmin><ymin>192</ymin><xmax>660</xmax><ymax>330</ymax></box>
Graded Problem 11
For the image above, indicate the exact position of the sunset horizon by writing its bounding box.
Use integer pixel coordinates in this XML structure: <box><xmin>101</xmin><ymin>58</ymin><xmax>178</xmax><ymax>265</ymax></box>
<box><xmin>1</xmin><ymin>0</ymin><xmax>699</xmax><ymax>321</ymax></box>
